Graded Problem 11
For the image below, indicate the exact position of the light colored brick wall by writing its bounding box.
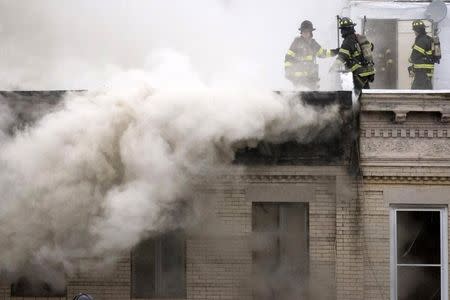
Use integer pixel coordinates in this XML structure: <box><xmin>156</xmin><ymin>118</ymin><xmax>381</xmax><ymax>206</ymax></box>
<box><xmin>190</xmin><ymin>166</ymin><xmax>352</xmax><ymax>300</ymax></box>
<box><xmin>67</xmin><ymin>256</ymin><xmax>131</xmax><ymax>300</ymax></box>
<box><xmin>6</xmin><ymin>91</ymin><xmax>450</xmax><ymax>300</ymax></box>
<box><xmin>359</xmin><ymin>181</ymin><xmax>450</xmax><ymax>300</ymax></box>
<box><xmin>187</xmin><ymin>237</ymin><xmax>251</xmax><ymax>300</ymax></box>
<box><xmin>359</xmin><ymin>91</ymin><xmax>450</xmax><ymax>300</ymax></box>
<box><xmin>310</xmin><ymin>179</ymin><xmax>338</xmax><ymax>299</ymax></box>
<box><xmin>360</xmin><ymin>187</ymin><xmax>389</xmax><ymax>300</ymax></box>
<box><xmin>335</xmin><ymin>176</ymin><xmax>363</xmax><ymax>300</ymax></box>
<box><xmin>187</xmin><ymin>184</ymin><xmax>252</xmax><ymax>300</ymax></box>
<box><xmin>1</xmin><ymin>166</ymin><xmax>357</xmax><ymax>300</ymax></box>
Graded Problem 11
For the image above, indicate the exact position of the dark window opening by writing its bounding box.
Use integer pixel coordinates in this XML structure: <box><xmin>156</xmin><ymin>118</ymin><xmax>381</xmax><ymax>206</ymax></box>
<box><xmin>396</xmin><ymin>210</ymin><xmax>442</xmax><ymax>300</ymax></box>
<box><xmin>252</xmin><ymin>202</ymin><xmax>309</xmax><ymax>300</ymax></box>
<box><xmin>365</xmin><ymin>19</ymin><xmax>398</xmax><ymax>89</ymax></box>
<box><xmin>131</xmin><ymin>230</ymin><xmax>186</xmax><ymax>298</ymax></box>
<box><xmin>11</xmin><ymin>276</ymin><xmax>66</xmax><ymax>297</ymax></box>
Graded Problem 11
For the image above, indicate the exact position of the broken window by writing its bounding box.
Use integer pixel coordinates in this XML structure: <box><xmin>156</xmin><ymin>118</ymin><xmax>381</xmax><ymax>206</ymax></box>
<box><xmin>131</xmin><ymin>230</ymin><xmax>186</xmax><ymax>298</ymax></box>
<box><xmin>392</xmin><ymin>208</ymin><xmax>448</xmax><ymax>300</ymax></box>
<box><xmin>252</xmin><ymin>202</ymin><xmax>309</xmax><ymax>300</ymax></box>
<box><xmin>11</xmin><ymin>277</ymin><xmax>66</xmax><ymax>297</ymax></box>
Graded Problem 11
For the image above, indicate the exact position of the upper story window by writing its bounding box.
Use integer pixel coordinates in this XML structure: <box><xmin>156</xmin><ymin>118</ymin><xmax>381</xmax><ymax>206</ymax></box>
<box><xmin>131</xmin><ymin>230</ymin><xmax>186</xmax><ymax>298</ymax></box>
<box><xmin>252</xmin><ymin>202</ymin><xmax>309</xmax><ymax>299</ymax></box>
<box><xmin>391</xmin><ymin>207</ymin><xmax>448</xmax><ymax>300</ymax></box>
<box><xmin>11</xmin><ymin>277</ymin><xmax>66</xmax><ymax>297</ymax></box>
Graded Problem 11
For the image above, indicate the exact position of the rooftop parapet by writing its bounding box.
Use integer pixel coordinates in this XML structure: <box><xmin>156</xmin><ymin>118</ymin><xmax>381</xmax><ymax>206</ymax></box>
<box><xmin>361</xmin><ymin>90</ymin><xmax>450</xmax><ymax>123</ymax></box>
<box><xmin>235</xmin><ymin>91</ymin><xmax>355</xmax><ymax>166</ymax></box>
<box><xmin>0</xmin><ymin>90</ymin><xmax>355</xmax><ymax>167</ymax></box>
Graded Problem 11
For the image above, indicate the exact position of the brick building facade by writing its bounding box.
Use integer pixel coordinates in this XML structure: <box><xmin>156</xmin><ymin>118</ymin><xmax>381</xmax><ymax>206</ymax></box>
<box><xmin>1</xmin><ymin>90</ymin><xmax>449</xmax><ymax>300</ymax></box>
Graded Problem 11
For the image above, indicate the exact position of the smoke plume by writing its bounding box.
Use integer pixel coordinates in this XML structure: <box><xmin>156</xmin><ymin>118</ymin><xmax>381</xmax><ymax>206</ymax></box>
<box><xmin>0</xmin><ymin>0</ymin><xmax>347</xmax><ymax>288</ymax></box>
<box><xmin>0</xmin><ymin>0</ymin><xmax>346</xmax><ymax>90</ymax></box>
<box><xmin>0</xmin><ymin>52</ymin><xmax>341</xmax><ymax>283</ymax></box>
<box><xmin>0</xmin><ymin>101</ymin><xmax>13</xmax><ymax>141</ymax></box>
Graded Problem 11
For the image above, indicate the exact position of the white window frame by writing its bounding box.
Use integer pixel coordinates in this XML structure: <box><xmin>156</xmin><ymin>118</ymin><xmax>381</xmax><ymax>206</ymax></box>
<box><xmin>390</xmin><ymin>207</ymin><xmax>448</xmax><ymax>300</ymax></box>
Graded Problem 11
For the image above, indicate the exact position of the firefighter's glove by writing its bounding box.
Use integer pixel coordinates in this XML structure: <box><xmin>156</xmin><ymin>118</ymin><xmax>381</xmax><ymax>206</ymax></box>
<box><xmin>407</xmin><ymin>65</ymin><xmax>414</xmax><ymax>78</ymax></box>
<box><xmin>330</xmin><ymin>48</ymin><xmax>340</xmax><ymax>56</ymax></box>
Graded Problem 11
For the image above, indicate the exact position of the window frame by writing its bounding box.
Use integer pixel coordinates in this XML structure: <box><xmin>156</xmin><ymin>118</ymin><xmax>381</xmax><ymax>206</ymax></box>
<box><xmin>251</xmin><ymin>202</ymin><xmax>309</xmax><ymax>298</ymax></box>
<box><xmin>131</xmin><ymin>230</ymin><xmax>186</xmax><ymax>299</ymax></box>
<box><xmin>390</xmin><ymin>206</ymin><xmax>448</xmax><ymax>300</ymax></box>
<box><xmin>10</xmin><ymin>277</ymin><xmax>67</xmax><ymax>298</ymax></box>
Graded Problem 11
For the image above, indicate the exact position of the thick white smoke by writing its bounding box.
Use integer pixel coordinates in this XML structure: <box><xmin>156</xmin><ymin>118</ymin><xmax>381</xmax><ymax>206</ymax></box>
<box><xmin>0</xmin><ymin>101</ymin><xmax>13</xmax><ymax>141</ymax></box>
<box><xmin>0</xmin><ymin>0</ymin><xmax>346</xmax><ymax>90</ymax></box>
<box><xmin>0</xmin><ymin>54</ymin><xmax>341</xmax><ymax>280</ymax></box>
<box><xmin>0</xmin><ymin>0</ymin><xmax>347</xmax><ymax>285</ymax></box>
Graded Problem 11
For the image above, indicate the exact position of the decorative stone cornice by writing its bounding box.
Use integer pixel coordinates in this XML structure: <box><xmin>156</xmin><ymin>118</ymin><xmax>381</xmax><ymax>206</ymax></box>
<box><xmin>360</xmin><ymin>91</ymin><xmax>450</xmax><ymax>167</ymax></box>
<box><xmin>218</xmin><ymin>174</ymin><xmax>336</xmax><ymax>182</ymax></box>
<box><xmin>394</xmin><ymin>111</ymin><xmax>408</xmax><ymax>124</ymax></box>
<box><xmin>361</xmin><ymin>91</ymin><xmax>450</xmax><ymax>124</ymax></box>
<box><xmin>361</xmin><ymin>128</ymin><xmax>450</xmax><ymax>139</ymax></box>
<box><xmin>193</xmin><ymin>174</ymin><xmax>338</xmax><ymax>187</ymax></box>
<box><xmin>363</xmin><ymin>175</ymin><xmax>450</xmax><ymax>185</ymax></box>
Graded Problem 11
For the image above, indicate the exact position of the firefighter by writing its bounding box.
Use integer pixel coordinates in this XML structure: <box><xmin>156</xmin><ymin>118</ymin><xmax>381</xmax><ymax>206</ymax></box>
<box><xmin>284</xmin><ymin>20</ymin><xmax>338</xmax><ymax>90</ymax></box>
<box><xmin>72</xmin><ymin>293</ymin><xmax>94</xmax><ymax>300</ymax></box>
<box><xmin>408</xmin><ymin>20</ymin><xmax>435</xmax><ymax>90</ymax></box>
<box><xmin>373</xmin><ymin>48</ymin><xmax>394</xmax><ymax>89</ymax></box>
<box><xmin>331</xmin><ymin>17</ymin><xmax>375</xmax><ymax>92</ymax></box>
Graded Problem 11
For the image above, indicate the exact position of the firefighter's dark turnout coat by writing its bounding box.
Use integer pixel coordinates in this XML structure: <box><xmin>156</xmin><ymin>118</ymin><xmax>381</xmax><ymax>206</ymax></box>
<box><xmin>284</xmin><ymin>36</ymin><xmax>337</xmax><ymax>89</ymax></box>
<box><xmin>336</xmin><ymin>33</ymin><xmax>375</xmax><ymax>91</ymax></box>
<box><xmin>409</xmin><ymin>32</ymin><xmax>434</xmax><ymax>90</ymax></box>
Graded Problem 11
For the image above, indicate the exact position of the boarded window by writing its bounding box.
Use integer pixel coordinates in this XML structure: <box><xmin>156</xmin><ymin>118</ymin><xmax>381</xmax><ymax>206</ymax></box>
<box><xmin>11</xmin><ymin>277</ymin><xmax>66</xmax><ymax>297</ymax></box>
<box><xmin>132</xmin><ymin>230</ymin><xmax>186</xmax><ymax>298</ymax></box>
<box><xmin>392</xmin><ymin>208</ymin><xmax>448</xmax><ymax>300</ymax></box>
<box><xmin>252</xmin><ymin>202</ymin><xmax>309</xmax><ymax>300</ymax></box>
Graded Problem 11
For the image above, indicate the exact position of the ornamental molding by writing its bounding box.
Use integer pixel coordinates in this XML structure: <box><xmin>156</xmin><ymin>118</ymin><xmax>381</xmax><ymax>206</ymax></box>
<box><xmin>218</xmin><ymin>174</ymin><xmax>336</xmax><ymax>182</ymax></box>
<box><xmin>360</xmin><ymin>128</ymin><xmax>450</xmax><ymax>139</ymax></box>
<box><xmin>360</xmin><ymin>91</ymin><xmax>450</xmax><ymax>124</ymax></box>
<box><xmin>194</xmin><ymin>174</ymin><xmax>338</xmax><ymax>186</ymax></box>
<box><xmin>362</xmin><ymin>175</ymin><xmax>450</xmax><ymax>185</ymax></box>
<box><xmin>360</xmin><ymin>137</ymin><xmax>450</xmax><ymax>162</ymax></box>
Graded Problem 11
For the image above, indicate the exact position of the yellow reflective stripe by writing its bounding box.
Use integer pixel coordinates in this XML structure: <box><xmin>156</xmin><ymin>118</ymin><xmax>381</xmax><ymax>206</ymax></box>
<box><xmin>426</xmin><ymin>50</ymin><xmax>433</xmax><ymax>55</ymax></box>
<box><xmin>287</xmin><ymin>50</ymin><xmax>296</xmax><ymax>57</ymax></box>
<box><xmin>354</xmin><ymin>75</ymin><xmax>366</xmax><ymax>85</ymax></box>
<box><xmin>339</xmin><ymin>48</ymin><xmax>351</xmax><ymax>56</ymax></box>
<box><xmin>353</xmin><ymin>51</ymin><xmax>360</xmax><ymax>57</ymax></box>
<box><xmin>359</xmin><ymin>70</ymin><xmax>376</xmax><ymax>77</ymax></box>
<box><xmin>427</xmin><ymin>73</ymin><xmax>434</xmax><ymax>77</ymax></box>
<box><xmin>413</xmin><ymin>64</ymin><xmax>434</xmax><ymax>69</ymax></box>
<box><xmin>413</xmin><ymin>44</ymin><xmax>426</xmax><ymax>55</ymax></box>
<box><xmin>350</xmin><ymin>64</ymin><xmax>362</xmax><ymax>72</ymax></box>
<box><xmin>300</xmin><ymin>55</ymin><xmax>314</xmax><ymax>61</ymax></box>
<box><xmin>284</xmin><ymin>61</ymin><xmax>292</xmax><ymax>67</ymax></box>
<box><xmin>294</xmin><ymin>71</ymin><xmax>308</xmax><ymax>77</ymax></box>
<box><xmin>317</xmin><ymin>48</ymin><xmax>333</xmax><ymax>57</ymax></box>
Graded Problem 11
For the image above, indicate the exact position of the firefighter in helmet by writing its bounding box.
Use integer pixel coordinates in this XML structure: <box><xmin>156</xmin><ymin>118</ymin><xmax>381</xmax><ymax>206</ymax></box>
<box><xmin>284</xmin><ymin>20</ymin><xmax>338</xmax><ymax>90</ymax></box>
<box><xmin>331</xmin><ymin>17</ymin><xmax>375</xmax><ymax>92</ymax></box>
<box><xmin>408</xmin><ymin>20</ymin><xmax>435</xmax><ymax>89</ymax></box>
<box><xmin>73</xmin><ymin>293</ymin><xmax>94</xmax><ymax>300</ymax></box>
